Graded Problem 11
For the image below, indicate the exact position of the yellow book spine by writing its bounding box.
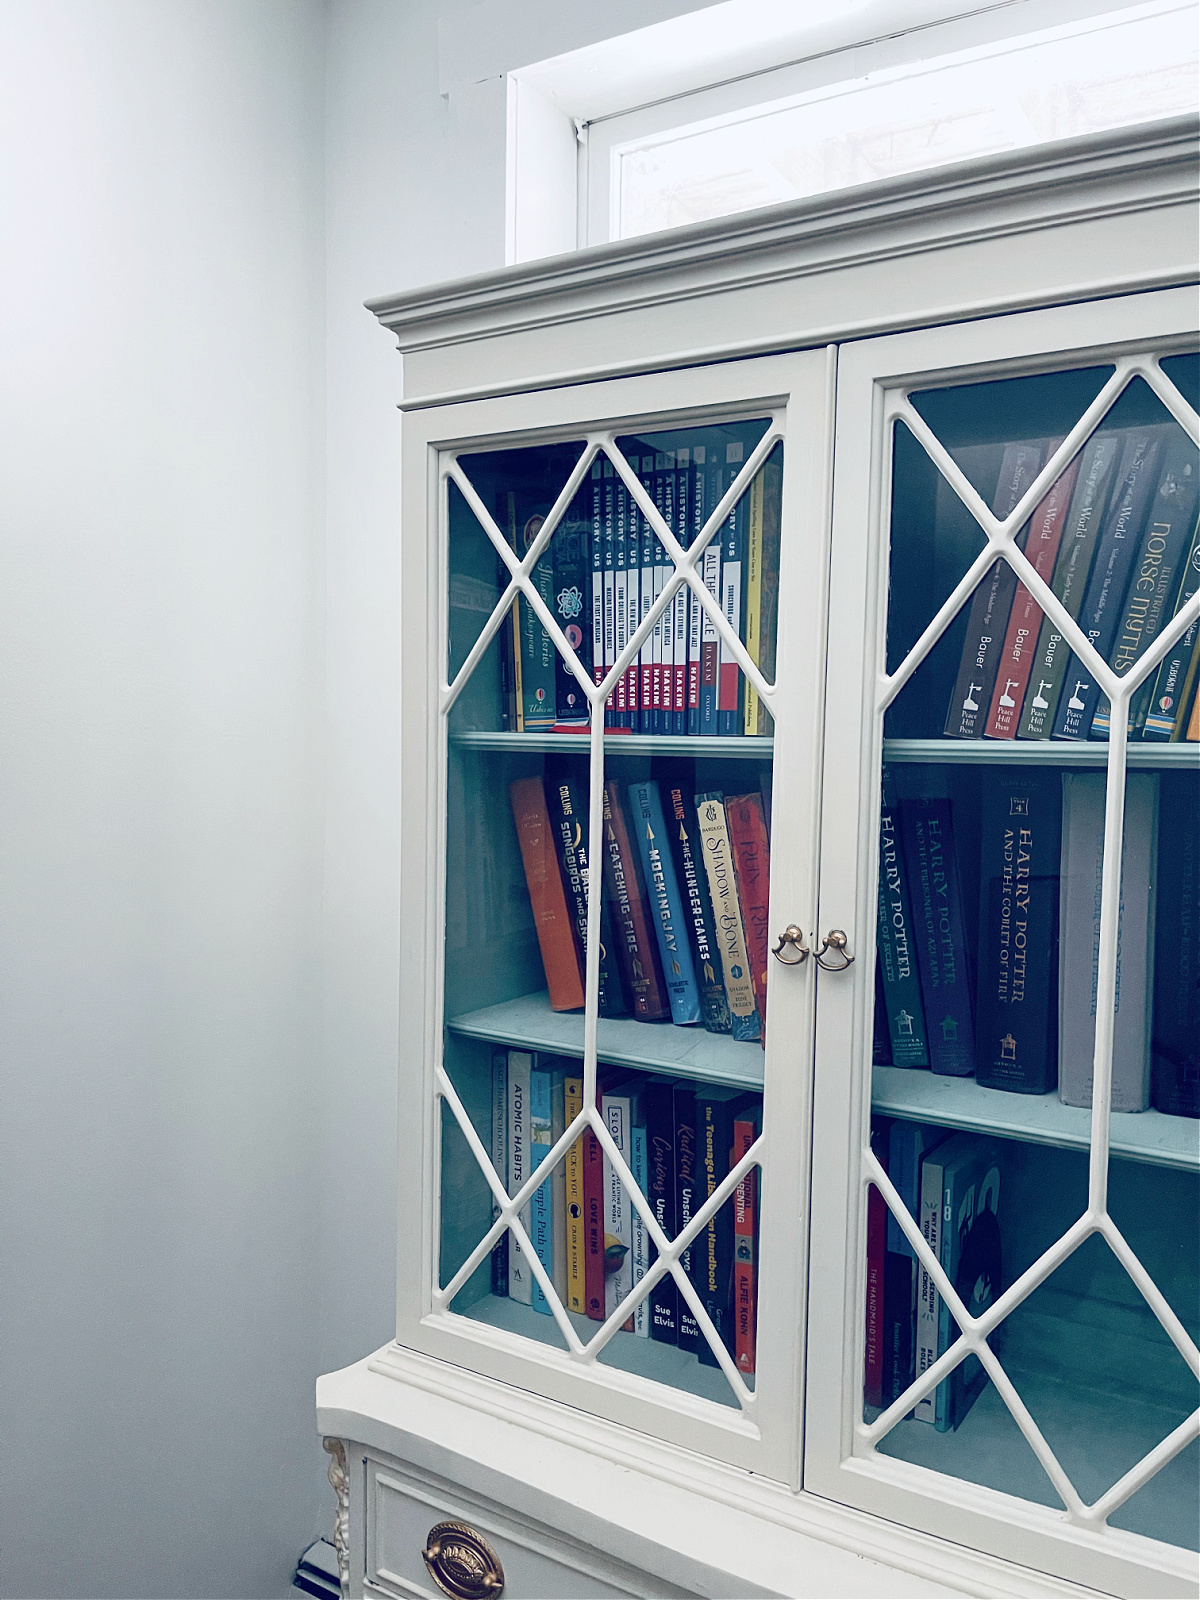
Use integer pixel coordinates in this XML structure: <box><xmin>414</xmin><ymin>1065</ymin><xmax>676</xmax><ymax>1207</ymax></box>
<box><xmin>743</xmin><ymin>469</ymin><xmax>765</xmax><ymax>735</ymax></box>
<box><xmin>564</xmin><ymin>1074</ymin><xmax>585</xmax><ymax>1312</ymax></box>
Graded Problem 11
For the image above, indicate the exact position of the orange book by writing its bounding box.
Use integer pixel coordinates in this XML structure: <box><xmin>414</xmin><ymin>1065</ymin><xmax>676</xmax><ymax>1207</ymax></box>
<box><xmin>725</xmin><ymin>793</ymin><xmax>771</xmax><ymax>1040</ymax></box>
<box><xmin>509</xmin><ymin>777</ymin><xmax>585</xmax><ymax>1011</ymax></box>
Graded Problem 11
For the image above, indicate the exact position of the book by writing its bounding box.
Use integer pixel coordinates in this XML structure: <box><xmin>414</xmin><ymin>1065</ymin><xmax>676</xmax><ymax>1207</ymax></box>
<box><xmin>653</xmin><ymin>452</ymin><xmax>673</xmax><ymax>735</ymax></box>
<box><xmin>630</xmin><ymin>1113</ymin><xmax>650</xmax><ymax>1337</ymax></box>
<box><xmin>614</xmin><ymin>470</ymin><xmax>630</xmax><ymax>727</ymax></box>
<box><xmin>876</xmin><ymin>770</ymin><xmax>929</xmax><ymax>1067</ymax></box>
<box><xmin>1092</xmin><ymin>437</ymin><xmax>1199</xmax><ymax>737</ymax></box>
<box><xmin>898</xmin><ymin>784</ymin><xmax>975</xmax><ymax>1077</ymax></box>
<box><xmin>564</xmin><ymin>1072</ymin><xmax>586</xmax><ymax>1312</ymax></box>
<box><xmin>696</xmin><ymin>1086</ymin><xmax>754</xmax><ymax>1364</ymax></box>
<box><xmin>984</xmin><ymin>449</ymin><xmax>1079</xmax><ymax>739</ymax></box>
<box><xmin>732</xmin><ymin>1106</ymin><xmax>761</xmax><ymax>1377</ymax></box>
<box><xmin>601</xmin><ymin>781</ymin><xmax>670</xmax><ymax>1021</ymax></box>
<box><xmin>718</xmin><ymin>442</ymin><xmax>747</xmax><ymax>736</ymax></box>
<box><xmin>1141</xmin><ymin>518</ymin><xmax>1200</xmax><ymax>739</ymax></box>
<box><xmin>872</xmin><ymin>961</ymin><xmax>893</xmax><ymax>1066</ymax></box>
<box><xmin>944</xmin><ymin>439</ymin><xmax>1045</xmax><ymax>738</ymax></box>
<box><xmin>672</xmin><ymin>447</ymin><xmax>690</xmax><ymax>734</ymax></box>
<box><xmin>1018</xmin><ymin>431</ymin><xmax>1124</xmax><ymax>739</ymax></box>
<box><xmin>509</xmin><ymin>777</ymin><xmax>586</xmax><ymax>1012</ymax></box>
<box><xmin>491</xmin><ymin>1050</ymin><xmax>508</xmax><ymax>1297</ymax></box>
<box><xmin>687</xmin><ymin>446</ymin><xmax>706</xmax><ymax>735</ymax></box>
<box><xmin>1189</xmin><ymin>673</ymin><xmax>1200</xmax><ymax>739</ymax></box>
<box><xmin>1151</xmin><ymin>777</ymin><xmax>1200</xmax><ymax>1116</ymax></box>
<box><xmin>601</xmin><ymin>1077</ymin><xmax>635</xmax><ymax>1327</ymax></box>
<box><xmin>590</xmin><ymin>462</ymin><xmax>606</xmax><ymax>708</ymax></box>
<box><xmin>623</xmin><ymin>469</ymin><xmax>642</xmax><ymax>727</ymax></box>
<box><xmin>529</xmin><ymin>1060</ymin><xmax>556</xmax><ymax>1315</ymax></box>
<box><xmin>1058</xmin><ymin>772</ymin><xmax>1159</xmax><ymax>1111</ymax></box>
<box><xmin>725</xmin><ymin>792</ymin><xmax>771</xmax><ymax>1044</ymax></box>
<box><xmin>547</xmin><ymin>761</ymin><xmax>625</xmax><ymax>1016</ymax></box>
<box><xmin>602</xmin><ymin>461</ymin><xmax>617</xmax><ymax>728</ymax></box>
<box><xmin>513</xmin><ymin>501</ymin><xmax>558</xmax><ymax>730</ymax></box>
<box><xmin>695</xmin><ymin>791</ymin><xmax>761</xmax><ymax>1042</ymax></box>
<box><xmin>551</xmin><ymin>488</ymin><xmax>592</xmax><ymax>726</ymax></box>
<box><xmin>1050</xmin><ymin>426</ymin><xmax>1168</xmax><ymax>740</ymax></box>
<box><xmin>886</xmin><ymin>1121</ymin><xmax>949</xmax><ymax>1408</ymax></box>
<box><xmin>744</xmin><ymin>452</ymin><xmax>782</xmax><ymax>736</ymax></box>
<box><xmin>644</xmin><ymin>1079</ymin><xmax>678</xmax><ymax>1344</ymax></box>
<box><xmin>914</xmin><ymin>1138</ymin><xmax>944</xmax><ymax>1424</ymax></box>
<box><xmin>674</xmin><ymin>1085</ymin><xmax>703</xmax><ymax>1355</ymax></box>
<box><xmin>865</xmin><ymin>1118</ymin><xmax>888</xmax><ymax>1409</ymax></box>
<box><xmin>699</xmin><ymin>446</ymin><xmax>723</xmax><ymax>735</ymax></box>
<box><xmin>930</xmin><ymin>1135</ymin><xmax>1003</xmax><ymax>1432</ymax></box>
<box><xmin>975</xmin><ymin>769</ymin><xmax>1062</xmax><ymax>1094</ymax></box>
<box><xmin>551</xmin><ymin>1068</ymin><xmax>568</xmax><ymax>1303</ymax></box>
<box><xmin>660</xmin><ymin>763</ymin><xmax>731</xmax><ymax>1034</ymax></box>
<box><xmin>582</xmin><ymin>1104</ymin><xmax>606</xmax><ymax>1320</ymax></box>
<box><xmin>639</xmin><ymin>454</ymin><xmax>657</xmax><ymax>733</ymax></box>
<box><xmin>627</xmin><ymin>780</ymin><xmax>702</xmax><ymax>1026</ymax></box>
<box><xmin>506</xmin><ymin>1050</ymin><xmax>533</xmax><ymax>1306</ymax></box>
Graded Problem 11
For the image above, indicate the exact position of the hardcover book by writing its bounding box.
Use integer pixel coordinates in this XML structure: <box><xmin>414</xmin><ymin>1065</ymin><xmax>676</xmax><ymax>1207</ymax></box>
<box><xmin>491</xmin><ymin>1050</ymin><xmax>508</xmax><ymax>1298</ymax></box>
<box><xmin>614</xmin><ymin>469</ymin><xmax>630</xmax><ymax>726</ymax></box>
<box><xmin>660</xmin><ymin>763</ymin><xmax>731</xmax><ymax>1034</ymax></box>
<box><xmin>601</xmin><ymin>780</ymin><xmax>670</xmax><ymax>1022</ymax></box>
<box><xmin>628</xmin><ymin>780</ymin><xmax>702</xmax><ymax>1026</ymax></box>
<box><xmin>876</xmin><ymin>770</ymin><xmax>929</xmax><ymax>1067</ymax></box>
<box><xmin>718</xmin><ymin>441</ymin><xmax>747</xmax><ymax>736</ymax></box>
<box><xmin>639</xmin><ymin>454</ymin><xmax>657</xmax><ymax>733</ymax></box>
<box><xmin>513</xmin><ymin>501</ymin><xmax>558</xmax><ymax>730</ymax></box>
<box><xmin>696</xmin><ymin>1086</ymin><xmax>755</xmax><ymax>1365</ymax></box>
<box><xmin>725</xmin><ymin>792</ymin><xmax>771</xmax><ymax>1042</ymax></box>
<box><xmin>582</xmin><ymin>1104</ymin><xmax>606</xmax><ymax>1321</ymax></box>
<box><xmin>975</xmin><ymin>769</ymin><xmax>1062</xmax><ymax>1094</ymax></box>
<box><xmin>602</xmin><ymin>461</ymin><xmax>617</xmax><ymax>728</ymax></box>
<box><xmin>672</xmin><ymin>447</ymin><xmax>690</xmax><ymax>735</ymax></box>
<box><xmin>509</xmin><ymin>777</ymin><xmax>586</xmax><ymax>1012</ymax></box>
<box><xmin>1141</xmin><ymin>517</ymin><xmax>1200</xmax><ymax>739</ymax></box>
<box><xmin>623</xmin><ymin>469</ymin><xmax>642</xmax><ymax>726</ymax></box>
<box><xmin>590</xmin><ymin>462</ymin><xmax>606</xmax><ymax>706</ymax></box>
<box><xmin>601</xmin><ymin>1077</ymin><xmax>635</xmax><ymax>1327</ymax></box>
<box><xmin>886</xmin><ymin>1121</ymin><xmax>949</xmax><ymax>1408</ymax></box>
<box><xmin>1058</xmin><ymin>772</ymin><xmax>1159</xmax><ymax>1111</ymax></box>
<box><xmin>1151</xmin><ymin>777</ymin><xmax>1200</xmax><ymax>1116</ymax></box>
<box><xmin>865</xmin><ymin>1118</ymin><xmax>888</xmax><ymax>1409</ymax></box>
<box><xmin>699</xmin><ymin>447</ymin><xmax>723</xmax><ymax>735</ymax></box>
<box><xmin>744</xmin><ymin>451</ymin><xmax>782</xmax><ymax>736</ymax></box>
<box><xmin>898</xmin><ymin>783</ymin><xmax>975</xmax><ymax>1077</ymax></box>
<box><xmin>687</xmin><ymin>445</ymin><xmax>706</xmax><ymax>734</ymax></box>
<box><xmin>732</xmin><ymin>1106</ymin><xmax>761</xmax><ymax>1377</ymax></box>
<box><xmin>529</xmin><ymin>1060</ymin><xmax>556</xmax><ymax>1316</ymax></box>
<box><xmin>564</xmin><ymin>1072</ymin><xmax>586</xmax><ymax>1313</ymax></box>
<box><xmin>929</xmin><ymin>1136</ymin><xmax>1002</xmax><ymax>1432</ymax></box>
<box><xmin>630</xmin><ymin>1113</ymin><xmax>650</xmax><ymax>1337</ymax></box>
<box><xmin>547</xmin><ymin>761</ymin><xmax>625</xmax><ymax>1016</ymax></box>
<box><xmin>944</xmin><ymin>439</ymin><xmax>1045</xmax><ymax>739</ymax></box>
<box><xmin>644</xmin><ymin>1078</ymin><xmax>679</xmax><ymax>1344</ymax></box>
<box><xmin>696</xmin><ymin>791</ymin><xmax>760</xmax><ymax>1041</ymax></box>
<box><xmin>506</xmin><ymin>1049</ymin><xmax>533</xmax><ymax>1306</ymax></box>
<box><xmin>674</xmin><ymin>1085</ymin><xmax>703</xmax><ymax>1355</ymax></box>
<box><xmin>551</xmin><ymin>487</ymin><xmax>592</xmax><ymax>726</ymax></box>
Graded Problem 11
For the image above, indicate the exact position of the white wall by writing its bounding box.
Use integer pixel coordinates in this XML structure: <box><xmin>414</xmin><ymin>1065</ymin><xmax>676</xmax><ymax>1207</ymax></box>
<box><xmin>0</xmin><ymin>3</ymin><xmax>327</xmax><ymax>1595</ymax></box>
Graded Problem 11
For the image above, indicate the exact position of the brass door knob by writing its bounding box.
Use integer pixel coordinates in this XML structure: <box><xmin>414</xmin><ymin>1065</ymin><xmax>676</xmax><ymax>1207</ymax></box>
<box><xmin>771</xmin><ymin>925</ymin><xmax>810</xmax><ymax>965</ymax></box>
<box><xmin>814</xmin><ymin>929</ymin><xmax>854</xmax><ymax>971</ymax></box>
<box><xmin>423</xmin><ymin>1521</ymin><xmax>504</xmax><ymax>1598</ymax></box>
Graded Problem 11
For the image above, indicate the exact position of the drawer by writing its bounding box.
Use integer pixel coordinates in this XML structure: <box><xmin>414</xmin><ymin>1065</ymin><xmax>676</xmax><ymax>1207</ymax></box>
<box><xmin>365</xmin><ymin>1456</ymin><xmax>687</xmax><ymax>1600</ymax></box>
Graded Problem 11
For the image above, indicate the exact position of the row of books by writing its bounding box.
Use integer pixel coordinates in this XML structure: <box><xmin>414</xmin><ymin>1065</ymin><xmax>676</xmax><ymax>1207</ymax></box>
<box><xmin>942</xmin><ymin>424</ymin><xmax>1200</xmax><ymax>743</ymax></box>
<box><xmin>876</xmin><ymin>767</ymin><xmax>1199</xmax><ymax>1118</ymax></box>
<box><xmin>865</xmin><ymin>1119</ymin><xmax>1002</xmax><ymax>1432</ymax></box>
<box><xmin>497</xmin><ymin>442</ymin><xmax>782</xmax><ymax>737</ymax></box>
<box><xmin>490</xmin><ymin>1049</ymin><xmax>762</xmax><ymax>1375</ymax></box>
<box><xmin>509</xmin><ymin>762</ymin><xmax>773</xmax><ymax>1043</ymax></box>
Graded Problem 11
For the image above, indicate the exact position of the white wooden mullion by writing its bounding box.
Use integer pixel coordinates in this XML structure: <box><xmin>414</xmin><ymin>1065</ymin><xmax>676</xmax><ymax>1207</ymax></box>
<box><xmin>441</xmin><ymin>569</ymin><xmax>520</xmax><ymax>716</ymax></box>
<box><xmin>971</xmin><ymin>1343</ymin><xmax>1089</xmax><ymax>1520</ymax></box>
<box><xmin>1100</xmin><ymin>1214</ymin><xmax>1200</xmax><ymax>1378</ymax></box>
<box><xmin>1085</xmin><ymin>1410</ymin><xmax>1200</xmax><ymax>1526</ymax></box>
<box><xmin>876</xmin><ymin>538</ymin><xmax>1001</xmax><ymax>710</ymax></box>
<box><xmin>1141</xmin><ymin>354</ymin><xmax>1200</xmax><ymax>444</ymax></box>
<box><xmin>1000</xmin><ymin>537</ymin><xmax>1120</xmax><ymax>701</ymax></box>
<box><xmin>1087</xmin><ymin>691</ymin><xmax>1130</xmax><ymax>1217</ymax></box>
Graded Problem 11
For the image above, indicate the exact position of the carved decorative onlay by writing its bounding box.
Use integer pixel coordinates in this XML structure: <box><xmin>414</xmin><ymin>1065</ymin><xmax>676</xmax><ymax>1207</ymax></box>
<box><xmin>322</xmin><ymin>1437</ymin><xmax>350</xmax><ymax>1600</ymax></box>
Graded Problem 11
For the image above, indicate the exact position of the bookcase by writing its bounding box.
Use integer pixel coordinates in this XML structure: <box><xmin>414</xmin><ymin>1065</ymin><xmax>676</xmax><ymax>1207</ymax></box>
<box><xmin>316</xmin><ymin>118</ymin><xmax>1199</xmax><ymax>1600</ymax></box>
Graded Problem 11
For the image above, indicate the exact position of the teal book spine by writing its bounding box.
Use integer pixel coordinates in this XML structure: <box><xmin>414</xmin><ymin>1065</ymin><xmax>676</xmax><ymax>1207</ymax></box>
<box><xmin>627</xmin><ymin>780</ymin><xmax>702</xmax><ymax>1026</ymax></box>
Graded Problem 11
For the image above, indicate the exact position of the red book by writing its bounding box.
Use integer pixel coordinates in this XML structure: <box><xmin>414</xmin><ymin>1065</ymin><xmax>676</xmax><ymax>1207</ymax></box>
<box><xmin>984</xmin><ymin>450</ymin><xmax>1080</xmax><ymax>739</ymax></box>
<box><xmin>601</xmin><ymin>782</ymin><xmax>669</xmax><ymax>1020</ymax></box>
<box><xmin>509</xmin><ymin>778</ymin><xmax>585</xmax><ymax>1012</ymax></box>
<box><xmin>725</xmin><ymin>793</ymin><xmax>771</xmax><ymax>1039</ymax></box>
<box><xmin>732</xmin><ymin>1114</ymin><xmax>760</xmax><ymax>1376</ymax></box>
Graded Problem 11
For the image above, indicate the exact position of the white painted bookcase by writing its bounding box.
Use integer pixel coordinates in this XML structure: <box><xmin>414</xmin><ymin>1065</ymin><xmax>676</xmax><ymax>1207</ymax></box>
<box><xmin>317</xmin><ymin>118</ymin><xmax>1199</xmax><ymax>1600</ymax></box>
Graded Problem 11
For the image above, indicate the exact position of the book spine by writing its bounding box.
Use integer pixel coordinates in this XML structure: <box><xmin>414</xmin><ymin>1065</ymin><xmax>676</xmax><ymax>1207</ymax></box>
<box><xmin>865</xmin><ymin>1154</ymin><xmax>886</xmax><ymax>1409</ymax></box>
<box><xmin>602</xmin><ymin>462</ymin><xmax>616</xmax><ymax>727</ymax></box>
<box><xmin>672</xmin><ymin>448</ymin><xmax>689</xmax><ymax>735</ymax></box>
<box><xmin>900</xmin><ymin>794</ymin><xmax>976</xmax><ymax>1077</ymax></box>
<box><xmin>914</xmin><ymin>1150</ymin><xmax>943</xmax><ymax>1424</ymax></box>
<box><xmin>601</xmin><ymin>780</ymin><xmax>669</xmax><ymax>1021</ymax></box>
<box><xmin>564</xmin><ymin>1073</ymin><xmax>586</xmax><ymax>1312</ymax></box>
<box><xmin>733</xmin><ymin>1115</ymin><xmax>759</xmax><ymax>1377</ymax></box>
<box><xmin>1018</xmin><ymin>432</ymin><xmax>1123</xmax><ymax>739</ymax></box>
<box><xmin>699</xmin><ymin>449</ymin><xmax>723</xmax><ymax>736</ymax></box>
<box><xmin>630</xmin><ymin>1120</ymin><xmax>649</xmax><ymax>1337</ymax></box>
<box><xmin>697</xmin><ymin>1091</ymin><xmax>738</xmax><ymax>1365</ymax></box>
<box><xmin>646</xmin><ymin>1081</ymin><xmax>678</xmax><ymax>1344</ymax></box>
<box><xmin>718</xmin><ymin>442</ymin><xmax>746</xmax><ymax>735</ymax></box>
<box><xmin>984</xmin><ymin>451</ymin><xmax>1078</xmax><ymax>738</ymax></box>
<box><xmin>725</xmin><ymin>793</ymin><xmax>771</xmax><ymax>1043</ymax></box>
<box><xmin>696</xmin><ymin>791</ymin><xmax>760</xmax><ymax>1041</ymax></box>
<box><xmin>530</xmin><ymin>1064</ymin><xmax>555</xmax><ymax>1315</ymax></box>
<box><xmin>590</xmin><ymin>465</ymin><xmax>605</xmax><ymax>707</ymax></box>
<box><xmin>583</xmin><ymin>1112</ymin><xmax>605</xmax><ymax>1320</ymax></box>
<box><xmin>623</xmin><ymin>472</ymin><xmax>641</xmax><ymax>729</ymax></box>
<box><xmin>975</xmin><ymin>770</ymin><xmax>1061</xmax><ymax>1093</ymax></box>
<box><xmin>755</xmin><ymin>451</ymin><xmax>782</xmax><ymax>737</ymax></box>
<box><xmin>651</xmin><ymin>454</ymin><xmax>669</xmax><ymax>734</ymax></box>
<box><xmin>1058</xmin><ymin>773</ymin><xmax>1158</xmax><ymax>1111</ymax></box>
<box><xmin>1188</xmin><ymin>670</ymin><xmax>1200</xmax><ymax>738</ymax></box>
<box><xmin>602</xmin><ymin>1088</ymin><xmax>633</xmax><ymax>1327</ymax></box>
<box><xmin>509</xmin><ymin>777</ymin><xmax>586</xmax><ymax>1012</ymax></box>
<box><xmin>944</xmin><ymin>440</ymin><xmax>1043</xmax><ymax>738</ymax></box>
<box><xmin>507</xmin><ymin>1050</ymin><xmax>532</xmax><ymax>1305</ymax></box>
<box><xmin>876</xmin><ymin>771</ymin><xmax>929</xmax><ymax>1067</ymax></box>
<box><xmin>614</xmin><ymin>474</ymin><xmax>629</xmax><ymax>726</ymax></box>
<box><xmin>687</xmin><ymin>446</ymin><xmax>705</xmax><ymax>735</ymax></box>
<box><xmin>547</xmin><ymin>762</ymin><xmax>623</xmax><ymax>1016</ymax></box>
<box><xmin>1141</xmin><ymin>519</ymin><xmax>1200</xmax><ymax>738</ymax></box>
<box><xmin>491</xmin><ymin>1050</ymin><xmax>508</xmax><ymax>1297</ymax></box>
<box><xmin>628</xmin><ymin>780</ymin><xmax>702</xmax><ymax>1026</ymax></box>
<box><xmin>882</xmin><ymin>1251</ymin><xmax>914</xmax><ymax>1408</ymax></box>
<box><xmin>639</xmin><ymin>455</ymin><xmax>656</xmax><ymax>734</ymax></box>
<box><xmin>551</xmin><ymin>1069</ymin><xmax>567</xmax><ymax>1303</ymax></box>
<box><xmin>552</xmin><ymin>490</ymin><xmax>592</xmax><ymax>726</ymax></box>
<box><xmin>1051</xmin><ymin>428</ymin><xmax>1165</xmax><ymax>740</ymax></box>
<box><xmin>663</xmin><ymin>770</ymin><xmax>731</xmax><ymax>1034</ymax></box>
<box><xmin>516</xmin><ymin>505</ymin><xmax>557</xmax><ymax>729</ymax></box>
<box><xmin>673</xmin><ymin>1085</ymin><xmax>702</xmax><ymax>1354</ymax></box>
<box><xmin>744</xmin><ymin>465</ymin><xmax>765</xmax><ymax>737</ymax></box>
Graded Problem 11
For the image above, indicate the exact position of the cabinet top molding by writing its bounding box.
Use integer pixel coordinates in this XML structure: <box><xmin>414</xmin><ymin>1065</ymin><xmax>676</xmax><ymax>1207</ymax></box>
<box><xmin>370</xmin><ymin>116</ymin><xmax>1197</xmax><ymax>409</ymax></box>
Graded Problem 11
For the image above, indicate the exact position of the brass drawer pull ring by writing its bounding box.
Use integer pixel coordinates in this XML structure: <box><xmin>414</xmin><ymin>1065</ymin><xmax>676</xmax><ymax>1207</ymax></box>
<box><xmin>772</xmin><ymin>925</ymin><xmax>810</xmax><ymax>965</ymax></box>
<box><xmin>815</xmin><ymin>929</ymin><xmax>854</xmax><ymax>971</ymax></box>
<box><xmin>423</xmin><ymin>1520</ymin><xmax>505</xmax><ymax>1598</ymax></box>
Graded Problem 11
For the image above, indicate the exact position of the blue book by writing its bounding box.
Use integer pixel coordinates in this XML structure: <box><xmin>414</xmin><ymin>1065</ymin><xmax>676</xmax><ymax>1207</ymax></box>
<box><xmin>885</xmin><ymin>1122</ymin><xmax>949</xmax><ymax>1409</ymax></box>
<box><xmin>930</xmin><ymin>1136</ymin><xmax>1002</xmax><ymax>1431</ymax></box>
<box><xmin>627</xmin><ymin>780</ymin><xmax>702</xmax><ymax>1025</ymax></box>
<box><xmin>899</xmin><ymin>790</ymin><xmax>976</xmax><ymax>1077</ymax></box>
<box><xmin>529</xmin><ymin>1061</ymin><xmax>556</xmax><ymax>1315</ymax></box>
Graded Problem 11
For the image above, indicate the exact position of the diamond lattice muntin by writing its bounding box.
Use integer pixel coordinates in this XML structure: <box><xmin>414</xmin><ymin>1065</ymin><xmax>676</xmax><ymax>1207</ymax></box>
<box><xmin>864</xmin><ymin>350</ymin><xmax>1200</xmax><ymax>1550</ymax></box>
<box><xmin>435</xmin><ymin>417</ymin><xmax>783</xmax><ymax>1414</ymax></box>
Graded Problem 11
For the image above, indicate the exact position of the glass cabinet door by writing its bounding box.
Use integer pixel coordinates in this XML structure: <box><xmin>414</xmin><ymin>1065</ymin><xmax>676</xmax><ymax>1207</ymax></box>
<box><xmin>808</xmin><ymin>291</ymin><xmax>1198</xmax><ymax>1593</ymax></box>
<box><xmin>396</xmin><ymin>353</ymin><xmax>831</xmax><ymax>1479</ymax></box>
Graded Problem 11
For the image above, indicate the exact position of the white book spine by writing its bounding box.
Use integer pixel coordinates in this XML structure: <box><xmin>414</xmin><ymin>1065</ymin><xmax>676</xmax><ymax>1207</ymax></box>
<box><xmin>602</xmin><ymin>1092</ymin><xmax>632</xmax><ymax>1321</ymax></box>
<box><xmin>915</xmin><ymin>1153</ymin><xmax>943</xmax><ymax>1424</ymax></box>
<box><xmin>507</xmin><ymin>1050</ymin><xmax>532</xmax><ymax>1305</ymax></box>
